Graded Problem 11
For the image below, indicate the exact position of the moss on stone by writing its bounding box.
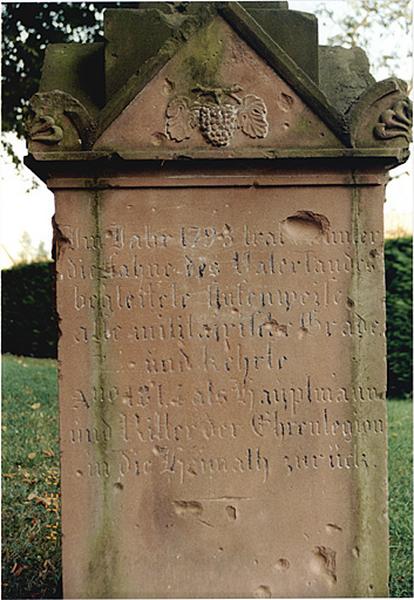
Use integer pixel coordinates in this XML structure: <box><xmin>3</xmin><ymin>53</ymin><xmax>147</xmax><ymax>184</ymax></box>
<box><xmin>244</xmin><ymin>7</ymin><xmax>319</xmax><ymax>82</ymax></box>
<box><xmin>85</xmin><ymin>188</ymin><xmax>120</xmax><ymax>599</ymax></box>
<box><xmin>181</xmin><ymin>18</ymin><xmax>225</xmax><ymax>89</ymax></box>
<box><xmin>104</xmin><ymin>8</ymin><xmax>181</xmax><ymax>99</ymax></box>
<box><xmin>40</xmin><ymin>43</ymin><xmax>104</xmax><ymax>115</ymax></box>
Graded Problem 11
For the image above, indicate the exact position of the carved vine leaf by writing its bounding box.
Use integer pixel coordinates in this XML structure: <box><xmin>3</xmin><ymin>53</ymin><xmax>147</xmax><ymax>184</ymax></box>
<box><xmin>165</xmin><ymin>86</ymin><xmax>269</xmax><ymax>147</ymax></box>
<box><xmin>165</xmin><ymin>96</ymin><xmax>195</xmax><ymax>142</ymax></box>
<box><xmin>374</xmin><ymin>98</ymin><xmax>413</xmax><ymax>142</ymax></box>
<box><xmin>238</xmin><ymin>94</ymin><xmax>269</xmax><ymax>139</ymax></box>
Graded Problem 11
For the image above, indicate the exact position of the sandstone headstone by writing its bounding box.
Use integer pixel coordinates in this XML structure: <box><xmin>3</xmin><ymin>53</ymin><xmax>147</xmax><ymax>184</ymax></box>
<box><xmin>25</xmin><ymin>2</ymin><xmax>412</xmax><ymax>598</ymax></box>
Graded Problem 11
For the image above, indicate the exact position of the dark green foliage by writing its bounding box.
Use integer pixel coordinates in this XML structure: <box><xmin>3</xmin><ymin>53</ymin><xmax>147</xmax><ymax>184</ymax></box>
<box><xmin>2</xmin><ymin>238</ymin><xmax>413</xmax><ymax>398</ymax></box>
<box><xmin>1</xmin><ymin>2</ymin><xmax>126</xmax><ymax>137</ymax></box>
<box><xmin>384</xmin><ymin>237</ymin><xmax>413</xmax><ymax>398</ymax></box>
<box><xmin>1</xmin><ymin>262</ymin><xmax>57</xmax><ymax>358</ymax></box>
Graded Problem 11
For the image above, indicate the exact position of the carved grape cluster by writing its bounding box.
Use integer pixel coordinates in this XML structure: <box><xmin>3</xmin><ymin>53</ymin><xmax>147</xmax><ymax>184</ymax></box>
<box><xmin>198</xmin><ymin>103</ymin><xmax>238</xmax><ymax>147</ymax></box>
<box><xmin>165</xmin><ymin>86</ymin><xmax>269</xmax><ymax>147</ymax></box>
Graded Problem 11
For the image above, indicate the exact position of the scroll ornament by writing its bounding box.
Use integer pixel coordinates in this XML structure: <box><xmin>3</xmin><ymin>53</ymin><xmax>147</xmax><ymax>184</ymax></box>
<box><xmin>26</xmin><ymin>90</ymin><xmax>96</xmax><ymax>149</ymax></box>
<box><xmin>165</xmin><ymin>85</ymin><xmax>269</xmax><ymax>147</ymax></box>
<box><xmin>374</xmin><ymin>98</ymin><xmax>412</xmax><ymax>143</ymax></box>
<box><xmin>28</xmin><ymin>114</ymin><xmax>63</xmax><ymax>144</ymax></box>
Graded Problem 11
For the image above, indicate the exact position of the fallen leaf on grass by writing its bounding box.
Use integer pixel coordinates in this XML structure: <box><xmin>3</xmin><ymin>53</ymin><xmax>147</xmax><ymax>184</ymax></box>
<box><xmin>22</xmin><ymin>472</ymin><xmax>37</xmax><ymax>484</ymax></box>
<box><xmin>31</xmin><ymin>403</ymin><xmax>41</xmax><ymax>410</ymax></box>
<box><xmin>11</xmin><ymin>563</ymin><xmax>26</xmax><ymax>576</ymax></box>
<box><xmin>43</xmin><ymin>449</ymin><xmax>55</xmax><ymax>457</ymax></box>
<box><xmin>42</xmin><ymin>558</ymin><xmax>54</xmax><ymax>572</ymax></box>
<box><xmin>2</xmin><ymin>473</ymin><xmax>15</xmax><ymax>478</ymax></box>
<box><xmin>27</xmin><ymin>492</ymin><xmax>52</xmax><ymax>507</ymax></box>
<box><xmin>27</xmin><ymin>452</ymin><xmax>37</xmax><ymax>460</ymax></box>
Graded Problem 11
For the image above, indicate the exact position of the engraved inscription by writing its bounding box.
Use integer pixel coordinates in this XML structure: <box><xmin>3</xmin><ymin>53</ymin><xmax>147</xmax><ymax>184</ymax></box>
<box><xmin>58</xmin><ymin>191</ymin><xmax>386</xmax><ymax>497</ymax></box>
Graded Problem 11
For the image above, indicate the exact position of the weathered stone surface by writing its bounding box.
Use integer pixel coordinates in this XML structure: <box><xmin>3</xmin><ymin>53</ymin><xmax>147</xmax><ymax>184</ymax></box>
<box><xmin>319</xmin><ymin>46</ymin><xmax>375</xmax><ymax>115</ymax></box>
<box><xmin>244</xmin><ymin>7</ymin><xmax>319</xmax><ymax>82</ymax></box>
<box><xmin>104</xmin><ymin>8</ymin><xmax>183</xmax><ymax>99</ymax></box>
<box><xmin>350</xmin><ymin>78</ymin><xmax>412</xmax><ymax>149</ymax></box>
<box><xmin>24</xmin><ymin>2</ymin><xmax>411</xmax><ymax>598</ymax></box>
<box><xmin>40</xmin><ymin>43</ymin><xmax>104</xmax><ymax>115</ymax></box>
<box><xmin>53</xmin><ymin>165</ymin><xmax>389</xmax><ymax>598</ymax></box>
<box><xmin>26</xmin><ymin>90</ymin><xmax>96</xmax><ymax>152</ymax></box>
<box><xmin>241</xmin><ymin>2</ymin><xmax>289</xmax><ymax>8</ymax></box>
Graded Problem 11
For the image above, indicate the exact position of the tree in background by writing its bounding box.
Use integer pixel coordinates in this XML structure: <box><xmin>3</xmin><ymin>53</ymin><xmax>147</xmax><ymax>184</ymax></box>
<box><xmin>17</xmin><ymin>231</ymin><xmax>35</xmax><ymax>264</ymax></box>
<box><xmin>16</xmin><ymin>231</ymin><xmax>49</xmax><ymax>265</ymax></box>
<box><xmin>2</xmin><ymin>3</ymin><xmax>119</xmax><ymax>144</ymax></box>
<box><xmin>316</xmin><ymin>0</ymin><xmax>412</xmax><ymax>82</ymax></box>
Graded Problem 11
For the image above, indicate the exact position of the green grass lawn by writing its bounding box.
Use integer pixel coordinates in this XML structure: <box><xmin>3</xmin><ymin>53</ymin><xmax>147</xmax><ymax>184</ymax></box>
<box><xmin>388</xmin><ymin>399</ymin><xmax>413</xmax><ymax>597</ymax></box>
<box><xmin>2</xmin><ymin>354</ymin><xmax>413</xmax><ymax>598</ymax></box>
<box><xmin>2</xmin><ymin>355</ymin><xmax>61</xmax><ymax>599</ymax></box>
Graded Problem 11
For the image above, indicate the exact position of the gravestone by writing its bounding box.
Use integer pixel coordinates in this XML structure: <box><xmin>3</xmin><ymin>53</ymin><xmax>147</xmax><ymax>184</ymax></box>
<box><xmin>25</xmin><ymin>2</ymin><xmax>412</xmax><ymax>598</ymax></box>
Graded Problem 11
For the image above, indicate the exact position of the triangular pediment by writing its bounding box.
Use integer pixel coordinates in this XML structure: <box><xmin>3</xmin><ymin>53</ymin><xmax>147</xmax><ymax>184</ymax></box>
<box><xmin>25</xmin><ymin>2</ymin><xmax>411</xmax><ymax>171</ymax></box>
<box><xmin>94</xmin><ymin>8</ymin><xmax>347</xmax><ymax>155</ymax></box>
